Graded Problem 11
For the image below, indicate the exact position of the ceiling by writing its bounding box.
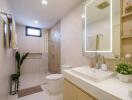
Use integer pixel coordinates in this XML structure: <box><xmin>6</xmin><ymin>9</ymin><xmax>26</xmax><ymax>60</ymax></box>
<box><xmin>9</xmin><ymin>0</ymin><xmax>81</xmax><ymax>29</ymax></box>
<box><xmin>86</xmin><ymin>0</ymin><xmax>110</xmax><ymax>24</ymax></box>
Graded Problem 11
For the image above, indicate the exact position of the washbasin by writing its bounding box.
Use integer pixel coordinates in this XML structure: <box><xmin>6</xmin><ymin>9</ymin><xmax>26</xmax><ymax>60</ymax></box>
<box><xmin>71</xmin><ymin>66</ymin><xmax>115</xmax><ymax>82</ymax></box>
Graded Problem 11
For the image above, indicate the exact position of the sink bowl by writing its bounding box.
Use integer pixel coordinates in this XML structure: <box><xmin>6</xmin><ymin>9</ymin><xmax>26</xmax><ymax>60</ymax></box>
<box><xmin>71</xmin><ymin>66</ymin><xmax>115</xmax><ymax>82</ymax></box>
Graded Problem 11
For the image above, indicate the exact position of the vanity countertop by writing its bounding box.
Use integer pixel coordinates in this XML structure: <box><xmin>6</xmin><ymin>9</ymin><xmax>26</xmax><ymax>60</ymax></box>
<box><xmin>63</xmin><ymin>69</ymin><xmax>132</xmax><ymax>100</ymax></box>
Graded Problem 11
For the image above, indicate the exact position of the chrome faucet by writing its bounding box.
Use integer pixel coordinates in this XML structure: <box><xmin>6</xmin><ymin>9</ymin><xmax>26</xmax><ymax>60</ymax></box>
<box><xmin>90</xmin><ymin>53</ymin><xmax>103</xmax><ymax>69</ymax></box>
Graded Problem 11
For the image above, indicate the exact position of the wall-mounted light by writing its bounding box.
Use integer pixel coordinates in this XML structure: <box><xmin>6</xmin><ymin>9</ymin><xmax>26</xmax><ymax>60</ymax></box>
<box><xmin>82</xmin><ymin>14</ymin><xmax>86</xmax><ymax>18</ymax></box>
<box><xmin>34</xmin><ymin>20</ymin><xmax>38</xmax><ymax>24</ymax></box>
<box><xmin>42</xmin><ymin>0</ymin><xmax>48</xmax><ymax>5</ymax></box>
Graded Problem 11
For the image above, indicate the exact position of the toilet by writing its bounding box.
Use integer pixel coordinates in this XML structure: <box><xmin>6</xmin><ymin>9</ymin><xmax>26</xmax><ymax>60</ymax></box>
<box><xmin>46</xmin><ymin>65</ymin><xmax>72</xmax><ymax>94</ymax></box>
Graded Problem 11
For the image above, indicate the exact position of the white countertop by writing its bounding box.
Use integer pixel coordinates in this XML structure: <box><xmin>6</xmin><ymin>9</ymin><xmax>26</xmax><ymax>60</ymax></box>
<box><xmin>63</xmin><ymin>69</ymin><xmax>132</xmax><ymax>100</ymax></box>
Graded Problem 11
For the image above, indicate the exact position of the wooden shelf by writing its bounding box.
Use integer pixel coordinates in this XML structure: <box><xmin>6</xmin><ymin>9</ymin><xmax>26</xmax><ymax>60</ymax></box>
<box><xmin>106</xmin><ymin>58</ymin><xmax>132</xmax><ymax>61</ymax></box>
<box><xmin>121</xmin><ymin>12</ymin><xmax>132</xmax><ymax>18</ymax></box>
<box><xmin>121</xmin><ymin>58</ymin><xmax>132</xmax><ymax>61</ymax></box>
<box><xmin>120</xmin><ymin>1</ymin><xmax>132</xmax><ymax>58</ymax></box>
<box><xmin>121</xmin><ymin>35</ymin><xmax>132</xmax><ymax>39</ymax></box>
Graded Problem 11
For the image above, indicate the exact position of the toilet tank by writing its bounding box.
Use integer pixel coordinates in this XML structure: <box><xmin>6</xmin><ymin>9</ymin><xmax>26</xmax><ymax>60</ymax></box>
<box><xmin>61</xmin><ymin>65</ymin><xmax>72</xmax><ymax>73</ymax></box>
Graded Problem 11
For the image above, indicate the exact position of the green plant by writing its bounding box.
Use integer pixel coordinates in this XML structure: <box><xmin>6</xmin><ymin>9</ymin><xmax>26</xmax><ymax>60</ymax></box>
<box><xmin>115</xmin><ymin>63</ymin><xmax>132</xmax><ymax>75</ymax></box>
<box><xmin>15</xmin><ymin>51</ymin><xmax>29</xmax><ymax>76</ymax></box>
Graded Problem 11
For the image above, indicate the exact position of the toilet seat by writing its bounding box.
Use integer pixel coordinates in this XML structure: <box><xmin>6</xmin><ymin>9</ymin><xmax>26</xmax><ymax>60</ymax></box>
<box><xmin>46</xmin><ymin>74</ymin><xmax>63</xmax><ymax>94</ymax></box>
<box><xmin>46</xmin><ymin>74</ymin><xmax>63</xmax><ymax>80</ymax></box>
<box><xmin>46</xmin><ymin>65</ymin><xmax>72</xmax><ymax>94</ymax></box>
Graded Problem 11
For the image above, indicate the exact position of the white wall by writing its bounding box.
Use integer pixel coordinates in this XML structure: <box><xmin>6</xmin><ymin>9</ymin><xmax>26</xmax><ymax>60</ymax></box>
<box><xmin>0</xmin><ymin>0</ymin><xmax>11</xmax><ymax>12</ymax></box>
<box><xmin>17</xmin><ymin>25</ymin><xmax>43</xmax><ymax>53</ymax></box>
<box><xmin>60</xmin><ymin>4</ymin><xmax>120</xmax><ymax>65</ymax></box>
<box><xmin>0</xmin><ymin>0</ymin><xmax>15</xmax><ymax>100</ymax></box>
<box><xmin>16</xmin><ymin>24</ymin><xmax>48</xmax><ymax>74</ymax></box>
<box><xmin>61</xmin><ymin>6</ymin><xmax>89</xmax><ymax>67</ymax></box>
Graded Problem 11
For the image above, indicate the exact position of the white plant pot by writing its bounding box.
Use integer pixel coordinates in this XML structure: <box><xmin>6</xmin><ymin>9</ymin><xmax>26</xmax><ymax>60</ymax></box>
<box><xmin>118</xmin><ymin>74</ymin><xmax>130</xmax><ymax>83</ymax></box>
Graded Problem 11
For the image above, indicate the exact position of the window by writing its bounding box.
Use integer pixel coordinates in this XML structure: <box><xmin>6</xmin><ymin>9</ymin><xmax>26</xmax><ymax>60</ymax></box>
<box><xmin>26</xmin><ymin>26</ymin><xmax>41</xmax><ymax>37</ymax></box>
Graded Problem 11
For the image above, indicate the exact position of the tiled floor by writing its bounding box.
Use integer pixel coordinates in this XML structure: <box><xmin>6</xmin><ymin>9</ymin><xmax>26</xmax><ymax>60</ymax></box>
<box><xmin>19</xmin><ymin>72</ymin><xmax>48</xmax><ymax>90</ymax></box>
<box><xmin>8</xmin><ymin>72</ymin><xmax>63</xmax><ymax>100</ymax></box>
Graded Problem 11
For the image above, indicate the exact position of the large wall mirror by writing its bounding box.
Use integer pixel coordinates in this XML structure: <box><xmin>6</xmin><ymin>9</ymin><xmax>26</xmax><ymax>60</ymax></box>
<box><xmin>82</xmin><ymin>0</ymin><xmax>120</xmax><ymax>58</ymax></box>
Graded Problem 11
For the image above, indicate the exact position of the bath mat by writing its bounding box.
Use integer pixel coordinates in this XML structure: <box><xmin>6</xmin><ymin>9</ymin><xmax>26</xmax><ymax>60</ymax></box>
<box><xmin>18</xmin><ymin>85</ymin><xmax>43</xmax><ymax>98</ymax></box>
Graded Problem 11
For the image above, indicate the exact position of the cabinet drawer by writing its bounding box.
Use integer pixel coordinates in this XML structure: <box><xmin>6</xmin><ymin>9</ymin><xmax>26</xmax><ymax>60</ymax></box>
<box><xmin>63</xmin><ymin>79</ymin><xmax>97</xmax><ymax>100</ymax></box>
<box><xmin>63</xmin><ymin>79</ymin><xmax>78</xmax><ymax>100</ymax></box>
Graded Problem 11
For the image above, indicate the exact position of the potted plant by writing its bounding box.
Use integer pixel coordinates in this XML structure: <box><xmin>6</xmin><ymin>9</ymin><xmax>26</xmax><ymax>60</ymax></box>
<box><xmin>115</xmin><ymin>63</ymin><xmax>132</xmax><ymax>82</ymax></box>
<box><xmin>15</xmin><ymin>51</ymin><xmax>29</xmax><ymax>77</ymax></box>
<box><xmin>10</xmin><ymin>51</ymin><xmax>29</xmax><ymax>95</ymax></box>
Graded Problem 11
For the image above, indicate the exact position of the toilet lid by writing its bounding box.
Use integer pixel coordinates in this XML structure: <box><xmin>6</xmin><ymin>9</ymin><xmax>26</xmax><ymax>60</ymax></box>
<box><xmin>46</xmin><ymin>74</ymin><xmax>63</xmax><ymax>80</ymax></box>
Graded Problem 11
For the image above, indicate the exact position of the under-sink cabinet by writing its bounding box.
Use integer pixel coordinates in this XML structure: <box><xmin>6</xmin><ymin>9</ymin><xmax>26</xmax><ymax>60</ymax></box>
<box><xmin>63</xmin><ymin>79</ymin><xmax>97</xmax><ymax>100</ymax></box>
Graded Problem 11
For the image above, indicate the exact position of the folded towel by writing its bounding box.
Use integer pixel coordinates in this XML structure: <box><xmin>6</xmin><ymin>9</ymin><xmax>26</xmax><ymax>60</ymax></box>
<box><xmin>0</xmin><ymin>14</ymin><xmax>18</xmax><ymax>49</ymax></box>
<box><xmin>5</xmin><ymin>16</ymin><xmax>9</xmax><ymax>48</ymax></box>
<box><xmin>0</xmin><ymin>16</ymin><xmax>4</xmax><ymax>48</ymax></box>
<box><xmin>7</xmin><ymin>16</ymin><xmax>12</xmax><ymax>48</ymax></box>
<box><xmin>0</xmin><ymin>15</ymin><xmax>10</xmax><ymax>48</ymax></box>
<box><xmin>11</xmin><ymin>17</ymin><xmax>18</xmax><ymax>49</ymax></box>
<box><xmin>96</xmin><ymin>34</ymin><xmax>100</xmax><ymax>50</ymax></box>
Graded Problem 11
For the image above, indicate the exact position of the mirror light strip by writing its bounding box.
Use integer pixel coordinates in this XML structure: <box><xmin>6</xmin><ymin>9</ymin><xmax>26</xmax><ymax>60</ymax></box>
<box><xmin>84</xmin><ymin>0</ymin><xmax>113</xmax><ymax>53</ymax></box>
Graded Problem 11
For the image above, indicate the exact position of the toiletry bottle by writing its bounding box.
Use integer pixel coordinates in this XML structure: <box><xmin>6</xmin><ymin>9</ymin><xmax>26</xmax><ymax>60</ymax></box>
<box><xmin>101</xmin><ymin>56</ymin><xmax>108</xmax><ymax>71</ymax></box>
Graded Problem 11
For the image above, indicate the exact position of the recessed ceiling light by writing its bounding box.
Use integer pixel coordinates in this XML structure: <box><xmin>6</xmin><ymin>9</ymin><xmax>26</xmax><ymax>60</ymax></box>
<box><xmin>34</xmin><ymin>20</ymin><xmax>38</xmax><ymax>24</ymax></box>
<box><xmin>42</xmin><ymin>0</ymin><xmax>48</xmax><ymax>5</ymax></box>
<box><xmin>82</xmin><ymin>14</ymin><xmax>86</xmax><ymax>18</ymax></box>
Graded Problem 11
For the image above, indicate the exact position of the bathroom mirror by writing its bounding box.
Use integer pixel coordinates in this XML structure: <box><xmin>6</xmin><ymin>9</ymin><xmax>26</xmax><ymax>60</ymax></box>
<box><xmin>82</xmin><ymin>0</ymin><xmax>112</xmax><ymax>53</ymax></box>
<box><xmin>82</xmin><ymin>0</ymin><xmax>120</xmax><ymax>58</ymax></box>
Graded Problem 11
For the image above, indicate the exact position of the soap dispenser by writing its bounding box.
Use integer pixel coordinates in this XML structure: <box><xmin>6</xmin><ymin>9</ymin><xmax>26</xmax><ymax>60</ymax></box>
<box><xmin>101</xmin><ymin>56</ymin><xmax>108</xmax><ymax>71</ymax></box>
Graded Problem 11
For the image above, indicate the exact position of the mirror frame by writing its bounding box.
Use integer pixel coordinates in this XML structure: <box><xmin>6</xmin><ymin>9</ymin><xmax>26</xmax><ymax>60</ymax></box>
<box><xmin>82</xmin><ymin>0</ymin><xmax>113</xmax><ymax>53</ymax></box>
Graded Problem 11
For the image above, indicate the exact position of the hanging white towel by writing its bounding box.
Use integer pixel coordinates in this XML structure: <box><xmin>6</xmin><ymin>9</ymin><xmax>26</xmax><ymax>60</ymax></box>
<box><xmin>0</xmin><ymin>16</ymin><xmax>4</xmax><ymax>48</ymax></box>
<box><xmin>4</xmin><ymin>16</ymin><xmax>9</xmax><ymax>48</ymax></box>
<box><xmin>11</xmin><ymin>17</ymin><xmax>18</xmax><ymax>49</ymax></box>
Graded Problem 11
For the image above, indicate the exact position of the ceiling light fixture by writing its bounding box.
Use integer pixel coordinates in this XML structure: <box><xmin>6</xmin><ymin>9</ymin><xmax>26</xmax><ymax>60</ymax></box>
<box><xmin>82</xmin><ymin>14</ymin><xmax>86</xmax><ymax>18</ymax></box>
<box><xmin>42</xmin><ymin>0</ymin><xmax>48</xmax><ymax>5</ymax></box>
<box><xmin>34</xmin><ymin>20</ymin><xmax>38</xmax><ymax>24</ymax></box>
